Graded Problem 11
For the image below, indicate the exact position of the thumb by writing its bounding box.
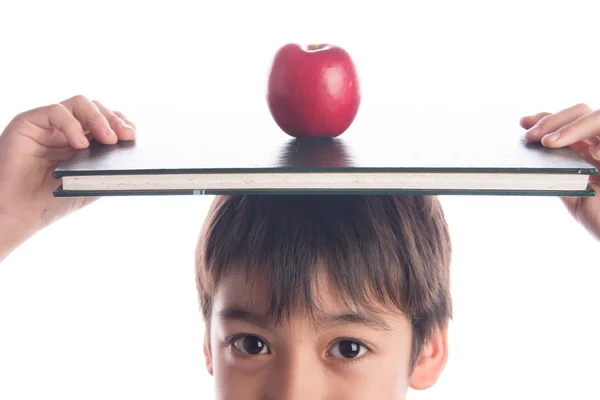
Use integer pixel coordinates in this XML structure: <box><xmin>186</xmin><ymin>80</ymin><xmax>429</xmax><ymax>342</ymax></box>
<box><xmin>561</xmin><ymin>181</ymin><xmax>599</xmax><ymax>214</ymax></box>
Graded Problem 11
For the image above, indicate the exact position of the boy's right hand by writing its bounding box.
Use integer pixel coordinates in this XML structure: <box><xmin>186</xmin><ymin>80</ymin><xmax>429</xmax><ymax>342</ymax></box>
<box><xmin>0</xmin><ymin>95</ymin><xmax>136</xmax><ymax>260</ymax></box>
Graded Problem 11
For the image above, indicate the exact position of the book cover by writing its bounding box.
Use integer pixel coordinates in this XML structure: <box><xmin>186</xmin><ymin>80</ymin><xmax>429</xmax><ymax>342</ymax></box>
<box><xmin>53</xmin><ymin>108</ymin><xmax>598</xmax><ymax>197</ymax></box>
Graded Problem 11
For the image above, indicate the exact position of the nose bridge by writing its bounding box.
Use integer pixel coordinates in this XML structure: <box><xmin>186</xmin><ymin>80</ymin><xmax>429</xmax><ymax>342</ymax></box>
<box><xmin>269</xmin><ymin>346</ymin><xmax>323</xmax><ymax>400</ymax></box>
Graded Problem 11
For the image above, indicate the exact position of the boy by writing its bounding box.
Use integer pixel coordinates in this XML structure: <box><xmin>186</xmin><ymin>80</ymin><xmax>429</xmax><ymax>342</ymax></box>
<box><xmin>196</xmin><ymin>194</ymin><xmax>451</xmax><ymax>398</ymax></box>
<box><xmin>0</xmin><ymin>96</ymin><xmax>598</xmax><ymax>399</ymax></box>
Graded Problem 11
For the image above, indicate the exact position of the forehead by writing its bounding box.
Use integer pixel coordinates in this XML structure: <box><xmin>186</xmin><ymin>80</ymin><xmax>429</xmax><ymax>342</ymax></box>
<box><xmin>213</xmin><ymin>269</ymin><xmax>345</xmax><ymax>313</ymax></box>
<box><xmin>211</xmin><ymin>269</ymin><xmax>407</xmax><ymax>330</ymax></box>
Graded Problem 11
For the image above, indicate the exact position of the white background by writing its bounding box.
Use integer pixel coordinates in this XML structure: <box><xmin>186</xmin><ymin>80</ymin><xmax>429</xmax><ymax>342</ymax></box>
<box><xmin>1</xmin><ymin>0</ymin><xmax>600</xmax><ymax>399</ymax></box>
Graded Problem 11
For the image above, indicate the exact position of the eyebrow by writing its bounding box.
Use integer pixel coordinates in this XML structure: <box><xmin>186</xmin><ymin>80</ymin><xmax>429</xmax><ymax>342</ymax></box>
<box><xmin>320</xmin><ymin>313</ymin><xmax>392</xmax><ymax>332</ymax></box>
<box><xmin>218</xmin><ymin>306</ymin><xmax>392</xmax><ymax>332</ymax></box>
<box><xmin>218</xmin><ymin>307</ymin><xmax>273</xmax><ymax>330</ymax></box>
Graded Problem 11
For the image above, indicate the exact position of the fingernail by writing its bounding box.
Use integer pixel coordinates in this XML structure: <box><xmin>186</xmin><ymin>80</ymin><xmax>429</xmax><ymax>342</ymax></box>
<box><xmin>120</xmin><ymin>121</ymin><xmax>135</xmax><ymax>130</ymax></box>
<box><xmin>525</xmin><ymin>125</ymin><xmax>540</xmax><ymax>139</ymax></box>
<box><xmin>106</xmin><ymin>126</ymin><xmax>117</xmax><ymax>138</ymax></box>
<box><xmin>543</xmin><ymin>131</ymin><xmax>561</xmax><ymax>143</ymax></box>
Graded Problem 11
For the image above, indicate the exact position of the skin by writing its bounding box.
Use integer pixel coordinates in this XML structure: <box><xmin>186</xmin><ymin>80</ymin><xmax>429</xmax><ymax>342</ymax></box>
<box><xmin>0</xmin><ymin>97</ymin><xmax>598</xmax><ymax>397</ymax></box>
<box><xmin>205</xmin><ymin>272</ymin><xmax>448</xmax><ymax>400</ymax></box>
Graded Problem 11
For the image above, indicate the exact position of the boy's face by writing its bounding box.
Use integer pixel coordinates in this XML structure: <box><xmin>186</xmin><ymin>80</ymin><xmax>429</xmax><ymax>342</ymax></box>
<box><xmin>203</xmin><ymin>270</ymin><xmax>448</xmax><ymax>399</ymax></box>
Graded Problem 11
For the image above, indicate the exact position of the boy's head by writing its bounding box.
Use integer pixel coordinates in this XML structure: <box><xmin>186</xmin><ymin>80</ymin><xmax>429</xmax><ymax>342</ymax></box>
<box><xmin>196</xmin><ymin>195</ymin><xmax>452</xmax><ymax>400</ymax></box>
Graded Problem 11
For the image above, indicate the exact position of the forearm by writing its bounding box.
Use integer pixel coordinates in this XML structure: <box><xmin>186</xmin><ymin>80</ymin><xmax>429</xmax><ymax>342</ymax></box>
<box><xmin>0</xmin><ymin>211</ymin><xmax>34</xmax><ymax>263</ymax></box>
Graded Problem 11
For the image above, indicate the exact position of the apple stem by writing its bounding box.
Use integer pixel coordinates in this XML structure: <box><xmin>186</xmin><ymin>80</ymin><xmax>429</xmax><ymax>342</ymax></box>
<box><xmin>304</xmin><ymin>44</ymin><xmax>330</xmax><ymax>52</ymax></box>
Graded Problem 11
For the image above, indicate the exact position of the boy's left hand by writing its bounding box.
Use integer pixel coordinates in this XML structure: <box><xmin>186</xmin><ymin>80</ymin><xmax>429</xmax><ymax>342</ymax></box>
<box><xmin>520</xmin><ymin>103</ymin><xmax>600</xmax><ymax>241</ymax></box>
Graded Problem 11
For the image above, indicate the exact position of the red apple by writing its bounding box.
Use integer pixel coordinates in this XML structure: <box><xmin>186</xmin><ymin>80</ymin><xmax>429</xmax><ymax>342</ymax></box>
<box><xmin>267</xmin><ymin>43</ymin><xmax>360</xmax><ymax>138</ymax></box>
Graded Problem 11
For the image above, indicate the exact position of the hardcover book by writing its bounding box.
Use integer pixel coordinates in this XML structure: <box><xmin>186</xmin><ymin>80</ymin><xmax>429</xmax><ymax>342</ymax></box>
<box><xmin>53</xmin><ymin>108</ymin><xmax>598</xmax><ymax>197</ymax></box>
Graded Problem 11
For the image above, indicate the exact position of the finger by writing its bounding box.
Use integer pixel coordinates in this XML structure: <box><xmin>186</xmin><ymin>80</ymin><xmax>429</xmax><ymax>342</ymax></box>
<box><xmin>113</xmin><ymin>111</ymin><xmax>136</xmax><ymax>130</ymax></box>
<box><xmin>571</xmin><ymin>141</ymin><xmax>590</xmax><ymax>156</ymax></box>
<box><xmin>60</xmin><ymin>95</ymin><xmax>117</xmax><ymax>145</ymax></box>
<box><xmin>22</xmin><ymin>104</ymin><xmax>89</xmax><ymax>149</ymax></box>
<box><xmin>524</xmin><ymin>103</ymin><xmax>592</xmax><ymax>142</ymax></box>
<box><xmin>520</xmin><ymin>112</ymin><xmax>551</xmax><ymax>130</ymax></box>
<box><xmin>589</xmin><ymin>141</ymin><xmax>600</xmax><ymax>161</ymax></box>
<box><xmin>541</xmin><ymin>108</ymin><xmax>600</xmax><ymax>148</ymax></box>
<box><xmin>562</xmin><ymin>181</ymin><xmax>600</xmax><ymax>214</ymax></box>
<box><xmin>570</xmin><ymin>141</ymin><xmax>600</xmax><ymax>166</ymax></box>
<box><xmin>92</xmin><ymin>100</ymin><xmax>136</xmax><ymax>141</ymax></box>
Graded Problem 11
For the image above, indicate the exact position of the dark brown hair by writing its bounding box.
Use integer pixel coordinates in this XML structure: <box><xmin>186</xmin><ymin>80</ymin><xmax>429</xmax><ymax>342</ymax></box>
<box><xmin>195</xmin><ymin>195</ymin><xmax>452</xmax><ymax>367</ymax></box>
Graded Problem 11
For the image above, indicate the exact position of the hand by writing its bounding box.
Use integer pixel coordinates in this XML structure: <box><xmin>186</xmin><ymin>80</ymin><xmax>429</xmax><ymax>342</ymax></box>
<box><xmin>0</xmin><ymin>95</ymin><xmax>136</xmax><ymax>260</ymax></box>
<box><xmin>520</xmin><ymin>103</ymin><xmax>600</xmax><ymax>241</ymax></box>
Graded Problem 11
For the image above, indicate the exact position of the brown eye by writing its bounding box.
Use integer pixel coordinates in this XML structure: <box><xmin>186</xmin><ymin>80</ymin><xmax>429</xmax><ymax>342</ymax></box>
<box><xmin>233</xmin><ymin>335</ymin><xmax>270</xmax><ymax>355</ymax></box>
<box><xmin>330</xmin><ymin>340</ymin><xmax>367</xmax><ymax>359</ymax></box>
